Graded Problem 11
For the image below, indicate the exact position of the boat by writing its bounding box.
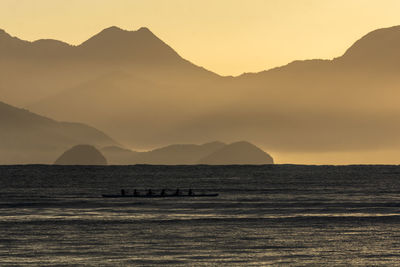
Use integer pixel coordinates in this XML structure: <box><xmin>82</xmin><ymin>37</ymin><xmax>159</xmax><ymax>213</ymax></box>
<box><xmin>102</xmin><ymin>193</ymin><xmax>219</xmax><ymax>198</ymax></box>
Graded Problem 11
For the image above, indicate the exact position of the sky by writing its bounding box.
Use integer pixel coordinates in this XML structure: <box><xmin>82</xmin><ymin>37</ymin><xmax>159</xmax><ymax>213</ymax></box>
<box><xmin>1</xmin><ymin>0</ymin><xmax>400</xmax><ymax>76</ymax></box>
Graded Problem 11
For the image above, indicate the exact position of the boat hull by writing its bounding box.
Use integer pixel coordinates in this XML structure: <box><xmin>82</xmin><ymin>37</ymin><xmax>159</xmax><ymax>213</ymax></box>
<box><xmin>102</xmin><ymin>194</ymin><xmax>219</xmax><ymax>198</ymax></box>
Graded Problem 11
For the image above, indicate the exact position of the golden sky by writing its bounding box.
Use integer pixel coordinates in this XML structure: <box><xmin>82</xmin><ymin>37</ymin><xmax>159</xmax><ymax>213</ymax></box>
<box><xmin>1</xmin><ymin>0</ymin><xmax>400</xmax><ymax>75</ymax></box>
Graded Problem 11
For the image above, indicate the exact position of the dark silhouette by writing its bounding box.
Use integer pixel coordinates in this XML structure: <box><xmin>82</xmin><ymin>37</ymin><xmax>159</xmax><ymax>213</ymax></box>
<box><xmin>102</xmin><ymin>190</ymin><xmax>219</xmax><ymax>198</ymax></box>
<box><xmin>161</xmin><ymin>189</ymin><xmax>166</xmax><ymax>196</ymax></box>
<box><xmin>133</xmin><ymin>189</ymin><xmax>139</xmax><ymax>196</ymax></box>
<box><xmin>147</xmin><ymin>189</ymin><xmax>153</xmax><ymax>196</ymax></box>
<box><xmin>121</xmin><ymin>189</ymin><xmax>125</xmax><ymax>196</ymax></box>
<box><xmin>175</xmin><ymin>189</ymin><xmax>180</xmax><ymax>196</ymax></box>
<box><xmin>188</xmin><ymin>189</ymin><xmax>193</xmax><ymax>196</ymax></box>
<box><xmin>54</xmin><ymin>145</ymin><xmax>108</xmax><ymax>165</ymax></box>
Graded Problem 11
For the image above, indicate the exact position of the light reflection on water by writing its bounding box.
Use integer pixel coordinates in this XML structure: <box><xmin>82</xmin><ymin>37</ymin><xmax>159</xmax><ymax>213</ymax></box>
<box><xmin>1</xmin><ymin>165</ymin><xmax>400</xmax><ymax>265</ymax></box>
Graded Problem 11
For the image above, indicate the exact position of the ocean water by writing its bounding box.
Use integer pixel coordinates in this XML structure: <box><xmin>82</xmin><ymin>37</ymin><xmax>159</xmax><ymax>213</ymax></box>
<box><xmin>1</xmin><ymin>165</ymin><xmax>400</xmax><ymax>266</ymax></box>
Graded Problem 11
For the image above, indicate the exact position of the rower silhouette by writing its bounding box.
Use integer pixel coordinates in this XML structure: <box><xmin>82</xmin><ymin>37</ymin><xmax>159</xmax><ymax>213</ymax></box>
<box><xmin>121</xmin><ymin>189</ymin><xmax>125</xmax><ymax>196</ymax></box>
<box><xmin>188</xmin><ymin>189</ymin><xmax>193</xmax><ymax>196</ymax></box>
<box><xmin>134</xmin><ymin>189</ymin><xmax>139</xmax><ymax>196</ymax></box>
<box><xmin>147</xmin><ymin>189</ymin><xmax>153</xmax><ymax>196</ymax></box>
<box><xmin>175</xmin><ymin>188</ymin><xmax>180</xmax><ymax>196</ymax></box>
<box><xmin>161</xmin><ymin>189</ymin><xmax>166</xmax><ymax>196</ymax></box>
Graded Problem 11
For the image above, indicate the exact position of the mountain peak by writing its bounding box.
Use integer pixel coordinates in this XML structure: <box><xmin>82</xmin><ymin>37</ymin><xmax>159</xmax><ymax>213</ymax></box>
<box><xmin>32</xmin><ymin>39</ymin><xmax>71</xmax><ymax>49</ymax></box>
<box><xmin>85</xmin><ymin>26</ymin><xmax>130</xmax><ymax>41</ymax></box>
<box><xmin>137</xmin><ymin>27</ymin><xmax>152</xmax><ymax>33</ymax></box>
<box><xmin>198</xmin><ymin>141</ymin><xmax>274</xmax><ymax>165</ymax></box>
<box><xmin>81</xmin><ymin>26</ymin><xmax>157</xmax><ymax>44</ymax></box>
<box><xmin>54</xmin><ymin>145</ymin><xmax>108</xmax><ymax>165</ymax></box>
<box><xmin>78</xmin><ymin>26</ymin><xmax>181</xmax><ymax>63</ymax></box>
<box><xmin>339</xmin><ymin>25</ymin><xmax>400</xmax><ymax>65</ymax></box>
<box><xmin>100</xmin><ymin>26</ymin><xmax>127</xmax><ymax>34</ymax></box>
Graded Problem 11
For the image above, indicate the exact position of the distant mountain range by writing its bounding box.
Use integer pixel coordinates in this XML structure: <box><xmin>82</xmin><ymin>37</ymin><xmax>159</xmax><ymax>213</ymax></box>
<box><xmin>0</xmin><ymin>100</ymin><xmax>272</xmax><ymax>165</ymax></box>
<box><xmin>60</xmin><ymin>141</ymin><xmax>274</xmax><ymax>165</ymax></box>
<box><xmin>0</xmin><ymin>26</ymin><xmax>216</xmax><ymax>106</ymax></box>
<box><xmin>2</xmin><ymin>25</ymin><xmax>400</xmax><ymax>160</ymax></box>
<box><xmin>102</xmin><ymin>141</ymin><xmax>228</xmax><ymax>165</ymax></box>
<box><xmin>0</xmin><ymin>101</ymin><xmax>116</xmax><ymax>164</ymax></box>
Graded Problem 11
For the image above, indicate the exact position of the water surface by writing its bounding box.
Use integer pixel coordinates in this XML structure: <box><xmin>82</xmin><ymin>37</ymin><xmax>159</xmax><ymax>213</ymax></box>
<box><xmin>1</xmin><ymin>165</ymin><xmax>400</xmax><ymax>265</ymax></box>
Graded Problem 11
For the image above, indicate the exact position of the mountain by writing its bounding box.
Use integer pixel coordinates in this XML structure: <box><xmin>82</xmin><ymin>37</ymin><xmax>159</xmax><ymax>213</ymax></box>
<box><xmin>77</xmin><ymin>26</ymin><xmax>184</xmax><ymax>64</ymax></box>
<box><xmin>101</xmin><ymin>146</ymin><xmax>139</xmax><ymax>165</ymax></box>
<box><xmin>0</xmin><ymin>26</ymin><xmax>199</xmax><ymax>66</ymax></box>
<box><xmin>224</xmin><ymin>25</ymin><xmax>400</xmax><ymax>154</ymax></box>
<box><xmin>338</xmin><ymin>25</ymin><xmax>400</xmax><ymax>69</ymax></box>
<box><xmin>100</xmin><ymin>141</ymin><xmax>271</xmax><ymax>165</ymax></box>
<box><xmin>0</xmin><ymin>26</ymin><xmax>218</xmax><ymax>106</ymax></box>
<box><xmin>3</xmin><ymin>25</ymin><xmax>400</xmax><ymax>163</ymax></box>
<box><xmin>55</xmin><ymin>145</ymin><xmax>107</xmax><ymax>165</ymax></box>
<box><xmin>198</xmin><ymin>141</ymin><xmax>274</xmax><ymax>165</ymax></box>
<box><xmin>0</xmin><ymin>101</ymin><xmax>117</xmax><ymax>164</ymax></box>
<box><xmin>132</xmin><ymin>141</ymin><xmax>226</xmax><ymax>165</ymax></box>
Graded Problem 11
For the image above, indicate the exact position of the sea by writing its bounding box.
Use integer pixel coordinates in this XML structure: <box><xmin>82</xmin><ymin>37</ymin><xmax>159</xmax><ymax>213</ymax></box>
<box><xmin>1</xmin><ymin>164</ymin><xmax>400</xmax><ymax>266</ymax></box>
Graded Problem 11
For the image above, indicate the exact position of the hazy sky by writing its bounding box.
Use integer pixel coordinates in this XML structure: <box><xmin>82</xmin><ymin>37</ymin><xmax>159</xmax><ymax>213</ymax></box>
<box><xmin>1</xmin><ymin>0</ymin><xmax>400</xmax><ymax>75</ymax></box>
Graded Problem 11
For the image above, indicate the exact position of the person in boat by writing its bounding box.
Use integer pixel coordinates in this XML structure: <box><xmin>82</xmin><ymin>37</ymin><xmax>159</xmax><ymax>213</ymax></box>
<box><xmin>133</xmin><ymin>189</ymin><xmax>139</xmax><ymax>196</ymax></box>
<box><xmin>147</xmin><ymin>189</ymin><xmax>153</xmax><ymax>196</ymax></box>
<box><xmin>161</xmin><ymin>189</ymin><xmax>166</xmax><ymax>196</ymax></box>
<box><xmin>121</xmin><ymin>189</ymin><xmax>125</xmax><ymax>196</ymax></box>
<box><xmin>175</xmin><ymin>188</ymin><xmax>180</xmax><ymax>196</ymax></box>
<box><xmin>188</xmin><ymin>189</ymin><xmax>193</xmax><ymax>196</ymax></box>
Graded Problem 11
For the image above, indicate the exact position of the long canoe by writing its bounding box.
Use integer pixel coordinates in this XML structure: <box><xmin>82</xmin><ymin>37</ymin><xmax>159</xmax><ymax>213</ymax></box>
<box><xmin>102</xmin><ymin>193</ymin><xmax>218</xmax><ymax>198</ymax></box>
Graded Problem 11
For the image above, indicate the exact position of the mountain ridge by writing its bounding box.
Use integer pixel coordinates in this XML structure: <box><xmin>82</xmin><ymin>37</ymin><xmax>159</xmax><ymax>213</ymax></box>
<box><xmin>0</xmin><ymin>26</ymin><xmax>220</xmax><ymax>106</ymax></box>
<box><xmin>100</xmin><ymin>141</ymin><xmax>273</xmax><ymax>165</ymax></box>
<box><xmin>0</xmin><ymin>101</ymin><xmax>118</xmax><ymax>164</ymax></box>
<box><xmin>2</xmin><ymin>24</ymin><xmax>400</xmax><ymax>75</ymax></box>
<box><xmin>2</xmin><ymin>25</ymin><xmax>400</xmax><ymax>163</ymax></box>
<box><xmin>0</xmin><ymin>26</ymin><xmax>217</xmax><ymax>70</ymax></box>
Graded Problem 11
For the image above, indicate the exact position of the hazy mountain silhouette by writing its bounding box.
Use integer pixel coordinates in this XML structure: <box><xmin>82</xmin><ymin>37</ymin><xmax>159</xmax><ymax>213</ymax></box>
<box><xmin>101</xmin><ymin>146</ymin><xmax>139</xmax><ymax>165</ymax></box>
<box><xmin>132</xmin><ymin>141</ymin><xmax>226</xmax><ymax>165</ymax></box>
<box><xmin>100</xmin><ymin>141</ymin><xmax>270</xmax><ymax>165</ymax></box>
<box><xmin>338</xmin><ymin>25</ymin><xmax>400</xmax><ymax>69</ymax></box>
<box><xmin>0</xmin><ymin>101</ymin><xmax>117</xmax><ymax>164</ymax></box>
<box><xmin>54</xmin><ymin>145</ymin><xmax>107</xmax><ymax>165</ymax></box>
<box><xmin>198</xmin><ymin>141</ymin><xmax>274</xmax><ymax>165</ymax></box>
<box><xmin>78</xmin><ymin>26</ymin><xmax>183</xmax><ymax>63</ymax></box>
<box><xmin>3</xmin><ymin>25</ymin><xmax>400</xmax><ymax>162</ymax></box>
<box><xmin>0</xmin><ymin>26</ymin><xmax>217</xmax><ymax>105</ymax></box>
